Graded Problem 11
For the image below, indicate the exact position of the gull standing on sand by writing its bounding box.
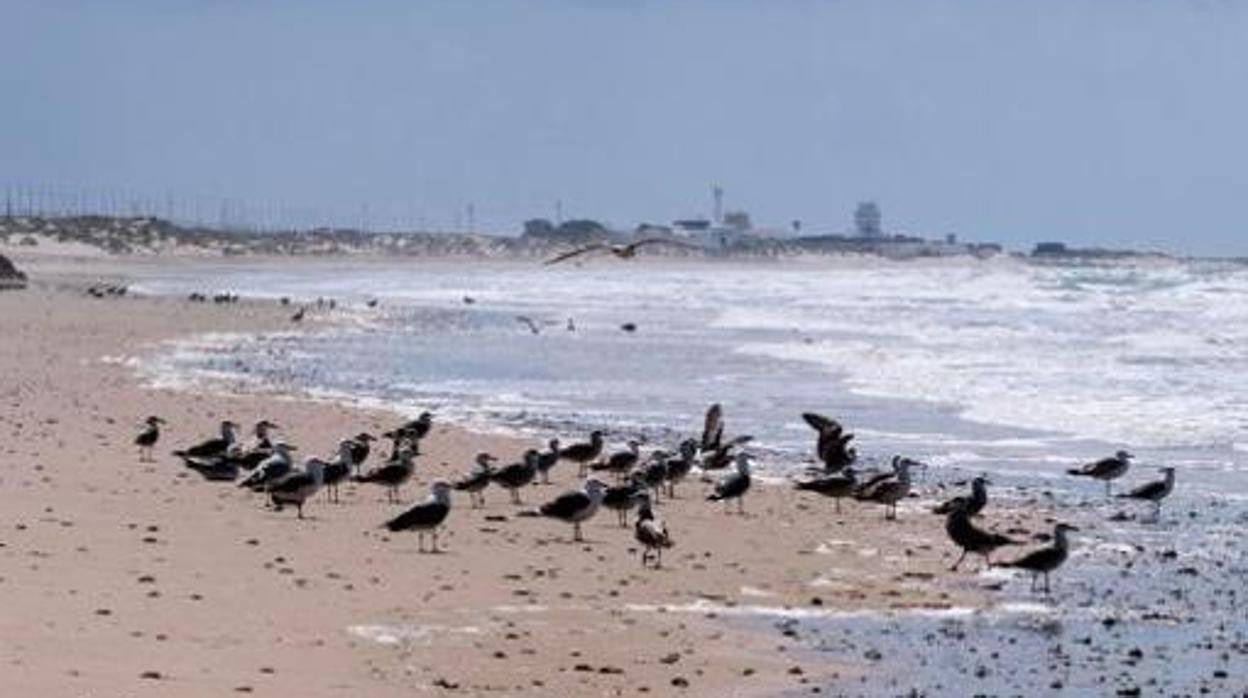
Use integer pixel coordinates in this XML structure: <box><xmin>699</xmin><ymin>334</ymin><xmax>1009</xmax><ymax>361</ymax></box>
<box><xmin>134</xmin><ymin>416</ymin><xmax>165</xmax><ymax>462</ymax></box>
<box><xmin>633</xmin><ymin>491</ymin><xmax>673</xmax><ymax>568</ymax></box>
<box><xmin>855</xmin><ymin>457</ymin><xmax>915</xmax><ymax>520</ymax></box>
<box><xmin>592</xmin><ymin>440</ymin><xmax>641</xmax><ymax>481</ymax></box>
<box><xmin>1068</xmin><ymin>450</ymin><xmax>1132</xmax><ymax>496</ymax></box>
<box><xmin>346</xmin><ymin>432</ymin><xmax>376</xmax><ymax>474</ymax></box>
<box><xmin>383</xmin><ymin>481</ymin><xmax>453</xmax><ymax>552</ymax></box>
<box><xmin>933</xmin><ymin>476</ymin><xmax>990</xmax><ymax>517</ymax></box>
<box><xmin>235</xmin><ymin>420</ymin><xmax>280</xmax><ymax>470</ymax></box>
<box><xmin>559</xmin><ymin>430</ymin><xmax>605</xmax><ymax>477</ymax></box>
<box><xmin>491</xmin><ymin>449</ymin><xmax>540</xmax><ymax>504</ymax></box>
<box><xmin>1000</xmin><ymin>523</ymin><xmax>1079</xmax><ymax>594</ymax></box>
<box><xmin>318</xmin><ymin>440</ymin><xmax>359</xmax><ymax>504</ymax></box>
<box><xmin>353</xmin><ymin>441</ymin><xmax>417</xmax><ymax>503</ymax></box>
<box><xmin>543</xmin><ymin>238</ymin><xmax>700</xmax><ymax>266</ymax></box>
<box><xmin>944</xmin><ymin>500</ymin><xmax>1017</xmax><ymax>571</ymax></box>
<box><xmin>238</xmin><ymin>442</ymin><xmax>297</xmax><ymax>491</ymax></box>
<box><xmin>794</xmin><ymin>469</ymin><xmax>858</xmax><ymax>514</ymax></box>
<box><xmin>453</xmin><ymin>452</ymin><xmax>497</xmax><ymax>508</ymax></box>
<box><xmin>173</xmin><ymin>420</ymin><xmax>238</xmax><ymax>461</ymax></box>
<box><xmin>602</xmin><ymin>474</ymin><xmax>645</xmax><ymax>527</ymax></box>
<box><xmin>707</xmin><ymin>453</ymin><xmax>753</xmax><ymax>514</ymax></box>
<box><xmin>384</xmin><ymin>412</ymin><xmax>433</xmax><ymax>453</ymax></box>
<box><xmin>268</xmin><ymin>460</ymin><xmax>325</xmax><ymax>519</ymax></box>
<box><xmin>535</xmin><ymin>438</ymin><xmax>561</xmax><ymax>484</ymax></box>
<box><xmin>662</xmin><ymin>439</ymin><xmax>698</xmax><ymax>499</ymax></box>
<box><xmin>538</xmin><ymin>478</ymin><xmax>608</xmax><ymax>542</ymax></box>
<box><xmin>1116</xmin><ymin>467</ymin><xmax>1175</xmax><ymax>520</ymax></box>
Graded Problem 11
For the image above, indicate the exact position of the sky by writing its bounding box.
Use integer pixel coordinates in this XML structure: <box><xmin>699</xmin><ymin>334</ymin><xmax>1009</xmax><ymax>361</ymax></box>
<box><xmin>3</xmin><ymin>1</ymin><xmax>1247</xmax><ymax>254</ymax></box>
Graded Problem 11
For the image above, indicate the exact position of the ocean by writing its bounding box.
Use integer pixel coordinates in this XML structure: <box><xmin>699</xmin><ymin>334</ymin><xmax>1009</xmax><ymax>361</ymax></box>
<box><xmin>130</xmin><ymin>256</ymin><xmax>1248</xmax><ymax>693</ymax></box>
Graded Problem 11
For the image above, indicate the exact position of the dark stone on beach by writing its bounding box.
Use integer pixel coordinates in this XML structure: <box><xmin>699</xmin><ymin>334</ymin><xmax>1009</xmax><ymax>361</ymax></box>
<box><xmin>670</xmin><ymin>677</ymin><xmax>689</xmax><ymax>688</ymax></box>
<box><xmin>139</xmin><ymin>671</ymin><xmax>163</xmax><ymax>680</ymax></box>
<box><xmin>0</xmin><ymin>253</ymin><xmax>27</xmax><ymax>290</ymax></box>
<box><xmin>433</xmin><ymin>677</ymin><xmax>459</xmax><ymax>689</ymax></box>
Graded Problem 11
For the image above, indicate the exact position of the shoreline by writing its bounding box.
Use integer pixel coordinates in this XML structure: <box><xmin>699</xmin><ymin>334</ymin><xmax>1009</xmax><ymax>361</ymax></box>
<box><xmin>6</xmin><ymin>256</ymin><xmax>1242</xmax><ymax>696</ymax></box>
<box><xmin>2</xmin><ymin>260</ymin><xmax>994</xmax><ymax>697</ymax></box>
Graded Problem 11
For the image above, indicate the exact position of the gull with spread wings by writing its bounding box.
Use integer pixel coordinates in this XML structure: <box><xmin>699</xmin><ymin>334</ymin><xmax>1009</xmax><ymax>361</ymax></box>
<box><xmin>543</xmin><ymin>238</ymin><xmax>700</xmax><ymax>266</ymax></box>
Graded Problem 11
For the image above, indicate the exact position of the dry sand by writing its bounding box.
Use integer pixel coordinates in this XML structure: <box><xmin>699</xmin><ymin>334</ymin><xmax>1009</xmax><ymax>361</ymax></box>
<box><xmin>0</xmin><ymin>261</ymin><xmax>1038</xmax><ymax>697</ymax></box>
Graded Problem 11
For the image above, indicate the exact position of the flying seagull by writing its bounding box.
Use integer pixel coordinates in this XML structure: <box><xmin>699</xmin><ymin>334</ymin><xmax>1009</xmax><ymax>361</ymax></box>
<box><xmin>543</xmin><ymin>238</ymin><xmax>700</xmax><ymax>266</ymax></box>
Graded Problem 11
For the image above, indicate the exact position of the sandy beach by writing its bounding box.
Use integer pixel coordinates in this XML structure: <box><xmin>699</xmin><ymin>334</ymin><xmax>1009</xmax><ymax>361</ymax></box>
<box><xmin>0</xmin><ymin>256</ymin><xmax>1051</xmax><ymax>697</ymax></box>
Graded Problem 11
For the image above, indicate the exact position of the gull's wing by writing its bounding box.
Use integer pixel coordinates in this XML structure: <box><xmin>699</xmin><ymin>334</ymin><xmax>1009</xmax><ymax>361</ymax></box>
<box><xmin>543</xmin><ymin>244</ymin><xmax>610</xmax><ymax>266</ymax></box>
<box><xmin>516</xmin><ymin>316</ymin><xmax>542</xmax><ymax>334</ymax></box>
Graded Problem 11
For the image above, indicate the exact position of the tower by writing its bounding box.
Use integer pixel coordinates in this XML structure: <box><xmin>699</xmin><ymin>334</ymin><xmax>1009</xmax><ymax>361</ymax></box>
<box><xmin>712</xmin><ymin>185</ymin><xmax>723</xmax><ymax>225</ymax></box>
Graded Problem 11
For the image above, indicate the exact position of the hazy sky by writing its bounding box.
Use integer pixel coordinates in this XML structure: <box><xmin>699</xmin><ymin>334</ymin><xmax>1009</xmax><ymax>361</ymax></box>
<box><xmin>3</xmin><ymin>1</ymin><xmax>1247</xmax><ymax>254</ymax></box>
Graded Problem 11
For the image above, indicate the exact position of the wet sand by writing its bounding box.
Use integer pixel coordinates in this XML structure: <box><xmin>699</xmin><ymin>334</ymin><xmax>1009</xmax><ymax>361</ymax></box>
<box><xmin>3</xmin><ymin>257</ymin><xmax>1243</xmax><ymax>696</ymax></box>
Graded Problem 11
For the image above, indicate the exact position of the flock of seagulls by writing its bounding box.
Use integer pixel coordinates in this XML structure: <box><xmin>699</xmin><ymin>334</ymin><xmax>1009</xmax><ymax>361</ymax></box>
<box><xmin>139</xmin><ymin>401</ymin><xmax>1178</xmax><ymax>588</ymax></box>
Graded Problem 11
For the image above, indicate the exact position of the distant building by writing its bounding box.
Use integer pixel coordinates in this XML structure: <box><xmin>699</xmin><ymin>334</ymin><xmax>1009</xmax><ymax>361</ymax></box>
<box><xmin>722</xmin><ymin>210</ymin><xmax>752</xmax><ymax>232</ymax></box>
<box><xmin>854</xmin><ymin>201</ymin><xmax>882</xmax><ymax>238</ymax></box>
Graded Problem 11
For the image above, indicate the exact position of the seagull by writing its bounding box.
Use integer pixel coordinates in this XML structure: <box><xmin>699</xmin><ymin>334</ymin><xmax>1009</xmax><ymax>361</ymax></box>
<box><xmin>559</xmin><ymin>430</ymin><xmax>605</xmax><ymax>477</ymax></box>
<box><xmin>383</xmin><ymin>481</ymin><xmax>453</xmax><ymax>552</ymax></box>
<box><xmin>268</xmin><ymin>460</ymin><xmax>325</xmax><ymax>519</ymax></box>
<box><xmin>235</xmin><ymin>420</ymin><xmax>279</xmax><ymax>470</ymax></box>
<box><xmin>794</xmin><ymin>469</ymin><xmax>858</xmax><ymax>514</ymax></box>
<box><xmin>346</xmin><ymin>432</ymin><xmax>376</xmax><ymax>473</ymax></box>
<box><xmin>538</xmin><ymin>478</ymin><xmax>608</xmax><ymax>542</ymax></box>
<box><xmin>592</xmin><ymin>440</ymin><xmax>641</xmax><ymax>481</ymax></box>
<box><xmin>803</xmin><ymin>412</ymin><xmax>856</xmax><ymax>472</ymax></box>
<box><xmin>999</xmin><ymin>523</ymin><xmax>1079</xmax><ymax>594</ymax></box>
<box><xmin>602</xmin><ymin>474</ymin><xmax>644</xmax><ymax>527</ymax></box>
<box><xmin>1116</xmin><ymin>467</ymin><xmax>1175</xmax><ymax>521</ymax></box>
<box><xmin>319</xmin><ymin>440</ymin><xmax>359</xmax><ymax>504</ymax></box>
<box><xmin>633</xmin><ymin>491</ymin><xmax>673</xmax><ymax>568</ymax></box>
<box><xmin>638</xmin><ymin>452</ymin><xmax>668</xmax><ymax>501</ymax></box>
<box><xmin>662</xmin><ymin>439</ymin><xmax>699</xmax><ymax>499</ymax></box>
<box><xmin>855</xmin><ymin>457</ymin><xmax>914</xmax><ymax>520</ymax></box>
<box><xmin>385</xmin><ymin>412</ymin><xmax>433</xmax><ymax>451</ymax></box>
<box><xmin>238</xmin><ymin>443</ymin><xmax>297</xmax><ymax>491</ymax></box>
<box><xmin>173</xmin><ymin>420</ymin><xmax>238</xmax><ymax>461</ymax></box>
<box><xmin>516</xmin><ymin>316</ymin><xmax>543</xmax><ymax>335</ymax></box>
<box><xmin>353</xmin><ymin>442</ymin><xmax>417</xmax><ymax>503</ymax></box>
<box><xmin>944</xmin><ymin>500</ymin><xmax>1017</xmax><ymax>571</ymax></box>
<box><xmin>453</xmin><ymin>452</ymin><xmax>497</xmax><ymax>508</ymax></box>
<box><xmin>700</xmin><ymin>435</ymin><xmax>754</xmax><ymax>470</ymax></box>
<box><xmin>1068</xmin><ymin>450</ymin><xmax>1132</xmax><ymax>496</ymax></box>
<box><xmin>535</xmin><ymin>438</ymin><xmax>561</xmax><ymax>484</ymax></box>
<box><xmin>933</xmin><ymin>476</ymin><xmax>990</xmax><ymax>517</ymax></box>
<box><xmin>701</xmin><ymin>403</ymin><xmax>724</xmax><ymax>453</ymax></box>
<box><xmin>543</xmin><ymin>238</ymin><xmax>700</xmax><ymax>266</ymax></box>
<box><xmin>134</xmin><ymin>416</ymin><xmax>165</xmax><ymax>462</ymax></box>
<box><xmin>491</xmin><ymin>449</ymin><xmax>540</xmax><ymax>504</ymax></box>
<box><xmin>707</xmin><ymin>453</ymin><xmax>753</xmax><ymax>514</ymax></box>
